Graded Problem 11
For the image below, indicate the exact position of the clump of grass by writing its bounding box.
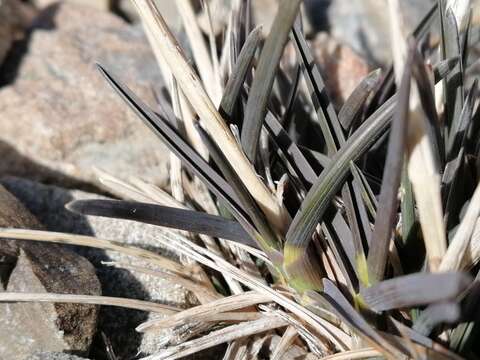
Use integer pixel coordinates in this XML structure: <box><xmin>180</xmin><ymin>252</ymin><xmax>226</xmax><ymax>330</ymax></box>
<box><xmin>2</xmin><ymin>0</ymin><xmax>480</xmax><ymax>358</ymax></box>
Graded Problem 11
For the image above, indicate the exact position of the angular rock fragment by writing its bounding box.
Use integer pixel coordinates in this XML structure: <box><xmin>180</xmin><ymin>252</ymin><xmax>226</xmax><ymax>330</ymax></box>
<box><xmin>0</xmin><ymin>184</ymin><xmax>101</xmax><ymax>359</ymax></box>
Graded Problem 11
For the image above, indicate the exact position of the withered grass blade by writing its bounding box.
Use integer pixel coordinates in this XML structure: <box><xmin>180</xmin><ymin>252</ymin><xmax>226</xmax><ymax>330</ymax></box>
<box><xmin>0</xmin><ymin>228</ymin><xmax>187</xmax><ymax>275</ymax></box>
<box><xmin>136</xmin><ymin>291</ymin><xmax>271</xmax><ymax>332</ymax></box>
<box><xmin>173</xmin><ymin>0</ymin><xmax>221</xmax><ymax>103</ymax></box>
<box><xmin>440</xmin><ymin>181</ymin><xmax>480</xmax><ymax>271</ymax></box>
<box><xmin>0</xmin><ymin>293</ymin><xmax>179</xmax><ymax>314</ymax></box>
<box><xmin>141</xmin><ymin>316</ymin><xmax>288</xmax><ymax>360</ymax></box>
<box><xmin>412</xmin><ymin>49</ymin><xmax>445</xmax><ymax>168</ymax></box>
<box><xmin>271</xmin><ymin>326</ymin><xmax>299</xmax><ymax>360</ymax></box>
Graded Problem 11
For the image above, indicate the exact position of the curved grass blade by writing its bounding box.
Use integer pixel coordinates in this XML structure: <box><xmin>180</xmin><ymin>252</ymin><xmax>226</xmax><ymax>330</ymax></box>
<box><xmin>264</xmin><ymin>115</ymin><xmax>363</xmax><ymax>287</ymax></box>
<box><xmin>291</xmin><ymin>22</ymin><xmax>377</xmax><ymax>285</ymax></box>
<box><xmin>241</xmin><ymin>0</ymin><xmax>302</xmax><ymax>162</ymax></box>
<box><xmin>67</xmin><ymin>199</ymin><xmax>258</xmax><ymax>249</ymax></box>
<box><xmin>220</xmin><ymin>26</ymin><xmax>263</xmax><ymax>120</ymax></box>
<box><xmin>366</xmin><ymin>45</ymin><xmax>414</xmax><ymax>285</ymax></box>
<box><xmin>264</xmin><ymin>112</ymin><xmax>365</xmax><ymax>287</ymax></box>
<box><xmin>339</xmin><ymin>69</ymin><xmax>382</xmax><ymax>132</ymax></box>
<box><xmin>360</xmin><ymin>272</ymin><xmax>471</xmax><ymax>312</ymax></box>
<box><xmin>284</xmin><ymin>97</ymin><xmax>396</xmax><ymax>290</ymax></box>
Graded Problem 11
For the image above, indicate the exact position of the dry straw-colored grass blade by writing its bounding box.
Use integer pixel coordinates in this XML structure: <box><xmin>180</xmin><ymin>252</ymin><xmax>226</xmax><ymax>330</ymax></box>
<box><xmin>389</xmin><ymin>0</ymin><xmax>447</xmax><ymax>271</ymax></box>
<box><xmin>0</xmin><ymin>293</ymin><xmax>178</xmax><ymax>314</ymax></box>
<box><xmin>141</xmin><ymin>316</ymin><xmax>288</xmax><ymax>360</ymax></box>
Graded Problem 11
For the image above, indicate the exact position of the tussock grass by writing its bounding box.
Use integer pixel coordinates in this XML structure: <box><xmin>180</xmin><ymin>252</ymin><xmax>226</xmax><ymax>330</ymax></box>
<box><xmin>2</xmin><ymin>0</ymin><xmax>480</xmax><ymax>358</ymax></box>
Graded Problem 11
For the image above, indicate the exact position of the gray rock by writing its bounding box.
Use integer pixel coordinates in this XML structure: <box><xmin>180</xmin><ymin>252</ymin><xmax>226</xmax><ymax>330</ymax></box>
<box><xmin>1</xmin><ymin>177</ymin><xmax>190</xmax><ymax>359</ymax></box>
<box><xmin>0</xmin><ymin>2</ymin><xmax>171</xmax><ymax>190</ymax></box>
<box><xmin>0</xmin><ymin>185</ymin><xmax>101</xmax><ymax>359</ymax></box>
<box><xmin>26</xmin><ymin>352</ymin><xmax>89</xmax><ymax>360</ymax></box>
<box><xmin>32</xmin><ymin>0</ymin><xmax>111</xmax><ymax>11</ymax></box>
<box><xmin>322</xmin><ymin>0</ymin><xmax>435</xmax><ymax>65</ymax></box>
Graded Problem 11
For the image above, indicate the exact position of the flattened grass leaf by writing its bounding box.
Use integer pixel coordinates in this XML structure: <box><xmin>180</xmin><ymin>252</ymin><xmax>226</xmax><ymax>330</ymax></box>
<box><xmin>339</xmin><ymin>69</ymin><xmax>382</xmax><ymax>132</ymax></box>
<box><xmin>241</xmin><ymin>0</ymin><xmax>301</xmax><ymax>162</ymax></box>
<box><xmin>413</xmin><ymin>303</ymin><xmax>461</xmax><ymax>336</ymax></box>
<box><xmin>367</xmin><ymin>43</ymin><xmax>414</xmax><ymax>284</ymax></box>
<box><xmin>360</xmin><ymin>272</ymin><xmax>471</xmax><ymax>312</ymax></box>
<box><xmin>220</xmin><ymin>26</ymin><xmax>262</xmax><ymax>121</ymax></box>
<box><xmin>66</xmin><ymin>199</ymin><xmax>258</xmax><ymax>248</ymax></box>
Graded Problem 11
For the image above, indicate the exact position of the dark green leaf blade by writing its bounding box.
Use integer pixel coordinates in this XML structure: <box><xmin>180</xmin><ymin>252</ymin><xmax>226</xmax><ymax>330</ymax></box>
<box><xmin>442</xmin><ymin>6</ymin><xmax>465</xmax><ymax>135</ymax></box>
<box><xmin>284</xmin><ymin>96</ymin><xmax>396</xmax><ymax>288</ymax></box>
<box><xmin>360</xmin><ymin>272</ymin><xmax>471</xmax><ymax>312</ymax></box>
<box><xmin>339</xmin><ymin>69</ymin><xmax>382</xmax><ymax>132</ymax></box>
<box><xmin>241</xmin><ymin>0</ymin><xmax>301</xmax><ymax>162</ymax></box>
<box><xmin>433</xmin><ymin>56</ymin><xmax>460</xmax><ymax>83</ymax></box>
<box><xmin>220</xmin><ymin>26</ymin><xmax>262</xmax><ymax>120</ymax></box>
<box><xmin>195</xmin><ymin>123</ymin><xmax>283</xmax><ymax>260</ymax></box>
<box><xmin>291</xmin><ymin>22</ymin><xmax>343</xmax><ymax>154</ymax></box>
<box><xmin>96</xmin><ymin>64</ymin><xmax>261</xmax><ymax>238</ymax></box>
<box><xmin>366</xmin><ymin>43</ymin><xmax>414</xmax><ymax>285</ymax></box>
<box><xmin>67</xmin><ymin>199</ymin><xmax>258</xmax><ymax>248</ymax></box>
<box><xmin>413</xmin><ymin>303</ymin><xmax>461</xmax><ymax>336</ymax></box>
